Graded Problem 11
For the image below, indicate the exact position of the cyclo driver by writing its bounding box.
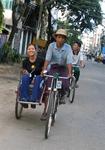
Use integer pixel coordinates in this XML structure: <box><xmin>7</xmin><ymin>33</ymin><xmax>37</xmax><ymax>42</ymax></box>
<box><xmin>41</xmin><ymin>29</ymin><xmax>73</xmax><ymax>120</ymax></box>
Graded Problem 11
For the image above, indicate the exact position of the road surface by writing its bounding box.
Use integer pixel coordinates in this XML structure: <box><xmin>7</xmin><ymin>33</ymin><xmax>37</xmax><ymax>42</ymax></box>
<box><xmin>0</xmin><ymin>61</ymin><xmax>105</xmax><ymax>150</ymax></box>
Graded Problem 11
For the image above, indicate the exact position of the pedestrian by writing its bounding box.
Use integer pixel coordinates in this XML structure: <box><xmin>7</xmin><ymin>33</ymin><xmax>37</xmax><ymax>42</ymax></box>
<box><xmin>41</xmin><ymin>28</ymin><xmax>73</xmax><ymax>120</ymax></box>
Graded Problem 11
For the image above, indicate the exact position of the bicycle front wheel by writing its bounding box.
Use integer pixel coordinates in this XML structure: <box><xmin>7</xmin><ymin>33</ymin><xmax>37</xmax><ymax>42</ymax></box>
<box><xmin>52</xmin><ymin>91</ymin><xmax>59</xmax><ymax>126</ymax></box>
<box><xmin>45</xmin><ymin>91</ymin><xmax>55</xmax><ymax>139</ymax></box>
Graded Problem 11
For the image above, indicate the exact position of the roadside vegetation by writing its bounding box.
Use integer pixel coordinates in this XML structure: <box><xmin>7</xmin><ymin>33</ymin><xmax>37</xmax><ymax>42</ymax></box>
<box><xmin>0</xmin><ymin>43</ymin><xmax>22</xmax><ymax>64</ymax></box>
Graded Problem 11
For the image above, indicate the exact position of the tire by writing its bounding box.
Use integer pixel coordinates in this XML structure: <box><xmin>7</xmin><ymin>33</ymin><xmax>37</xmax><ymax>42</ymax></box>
<box><xmin>52</xmin><ymin>92</ymin><xmax>59</xmax><ymax>126</ymax></box>
<box><xmin>52</xmin><ymin>113</ymin><xmax>57</xmax><ymax>126</ymax></box>
<box><xmin>67</xmin><ymin>76</ymin><xmax>76</xmax><ymax>103</ymax></box>
<box><xmin>15</xmin><ymin>97</ymin><xmax>23</xmax><ymax>119</ymax></box>
<box><xmin>45</xmin><ymin>115</ymin><xmax>52</xmax><ymax>139</ymax></box>
<box><xmin>45</xmin><ymin>92</ymin><xmax>54</xmax><ymax>139</ymax></box>
<box><xmin>68</xmin><ymin>87</ymin><xmax>75</xmax><ymax>103</ymax></box>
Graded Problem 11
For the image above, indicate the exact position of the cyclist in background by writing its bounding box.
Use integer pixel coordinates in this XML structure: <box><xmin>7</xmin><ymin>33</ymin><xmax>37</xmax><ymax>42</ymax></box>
<box><xmin>72</xmin><ymin>41</ymin><xmax>85</xmax><ymax>88</ymax></box>
<box><xmin>41</xmin><ymin>29</ymin><xmax>73</xmax><ymax>120</ymax></box>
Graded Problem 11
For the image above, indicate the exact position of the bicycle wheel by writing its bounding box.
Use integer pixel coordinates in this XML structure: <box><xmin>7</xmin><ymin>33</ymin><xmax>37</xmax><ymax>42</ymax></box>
<box><xmin>67</xmin><ymin>76</ymin><xmax>76</xmax><ymax>103</ymax></box>
<box><xmin>15</xmin><ymin>96</ymin><xmax>23</xmax><ymax>119</ymax></box>
<box><xmin>45</xmin><ymin>92</ymin><xmax>54</xmax><ymax>139</ymax></box>
<box><xmin>67</xmin><ymin>87</ymin><xmax>75</xmax><ymax>103</ymax></box>
<box><xmin>52</xmin><ymin>91</ymin><xmax>59</xmax><ymax>126</ymax></box>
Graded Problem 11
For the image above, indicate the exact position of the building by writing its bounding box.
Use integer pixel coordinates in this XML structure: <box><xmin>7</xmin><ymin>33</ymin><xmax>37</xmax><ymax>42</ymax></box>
<box><xmin>1</xmin><ymin>0</ymin><xmax>39</xmax><ymax>54</ymax></box>
<box><xmin>1</xmin><ymin>0</ymin><xmax>49</xmax><ymax>55</ymax></box>
<box><xmin>0</xmin><ymin>0</ymin><xmax>13</xmax><ymax>48</ymax></box>
<box><xmin>81</xmin><ymin>27</ymin><xmax>103</xmax><ymax>55</ymax></box>
<box><xmin>81</xmin><ymin>32</ymin><xmax>93</xmax><ymax>52</ymax></box>
<box><xmin>2</xmin><ymin>0</ymin><xmax>13</xmax><ymax>29</ymax></box>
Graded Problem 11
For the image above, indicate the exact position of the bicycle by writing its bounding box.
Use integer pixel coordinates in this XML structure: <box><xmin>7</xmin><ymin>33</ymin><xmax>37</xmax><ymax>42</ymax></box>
<box><xmin>44</xmin><ymin>73</ymin><xmax>75</xmax><ymax>139</ymax></box>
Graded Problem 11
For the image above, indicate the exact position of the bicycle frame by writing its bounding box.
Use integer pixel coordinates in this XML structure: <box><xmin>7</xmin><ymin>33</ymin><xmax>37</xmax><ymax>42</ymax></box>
<box><xmin>44</xmin><ymin>73</ymin><xmax>69</xmax><ymax>108</ymax></box>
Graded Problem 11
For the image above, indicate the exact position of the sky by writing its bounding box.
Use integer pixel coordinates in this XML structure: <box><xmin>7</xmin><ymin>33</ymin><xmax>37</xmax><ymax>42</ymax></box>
<box><xmin>51</xmin><ymin>1</ymin><xmax>105</xmax><ymax>30</ymax></box>
<box><xmin>52</xmin><ymin>1</ymin><xmax>105</xmax><ymax>21</ymax></box>
<box><xmin>100</xmin><ymin>1</ymin><xmax>105</xmax><ymax>14</ymax></box>
<box><xmin>100</xmin><ymin>1</ymin><xmax>105</xmax><ymax>27</ymax></box>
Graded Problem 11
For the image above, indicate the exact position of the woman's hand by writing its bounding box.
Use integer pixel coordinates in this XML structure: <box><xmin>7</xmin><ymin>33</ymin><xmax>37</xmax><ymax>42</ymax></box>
<box><xmin>68</xmin><ymin>73</ymin><xmax>72</xmax><ymax>78</ymax></box>
<box><xmin>41</xmin><ymin>69</ymin><xmax>47</xmax><ymax>76</ymax></box>
<box><xmin>80</xmin><ymin>61</ymin><xmax>85</xmax><ymax>68</ymax></box>
<box><xmin>22</xmin><ymin>69</ymin><xmax>28</xmax><ymax>75</ymax></box>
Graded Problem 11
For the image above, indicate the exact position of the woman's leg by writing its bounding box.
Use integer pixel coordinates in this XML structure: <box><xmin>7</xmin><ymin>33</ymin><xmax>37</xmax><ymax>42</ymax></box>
<box><xmin>20</xmin><ymin>74</ymin><xmax>30</xmax><ymax>101</ymax></box>
<box><xmin>31</xmin><ymin>76</ymin><xmax>43</xmax><ymax>102</ymax></box>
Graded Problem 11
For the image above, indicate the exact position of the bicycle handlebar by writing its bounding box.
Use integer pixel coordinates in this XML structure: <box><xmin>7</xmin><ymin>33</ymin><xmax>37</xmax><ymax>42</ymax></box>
<box><xmin>43</xmin><ymin>74</ymin><xmax>74</xmax><ymax>80</ymax></box>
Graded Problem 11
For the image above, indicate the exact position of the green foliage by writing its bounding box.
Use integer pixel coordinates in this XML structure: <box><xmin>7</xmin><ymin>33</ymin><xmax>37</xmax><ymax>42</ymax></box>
<box><xmin>67</xmin><ymin>34</ymin><xmax>80</xmax><ymax>46</ymax></box>
<box><xmin>57</xmin><ymin>20</ymin><xmax>81</xmax><ymax>45</ymax></box>
<box><xmin>0</xmin><ymin>43</ymin><xmax>22</xmax><ymax>63</ymax></box>
<box><xmin>48</xmin><ymin>0</ymin><xmax>102</xmax><ymax>32</ymax></box>
<box><xmin>67</xmin><ymin>0</ymin><xmax>102</xmax><ymax>32</ymax></box>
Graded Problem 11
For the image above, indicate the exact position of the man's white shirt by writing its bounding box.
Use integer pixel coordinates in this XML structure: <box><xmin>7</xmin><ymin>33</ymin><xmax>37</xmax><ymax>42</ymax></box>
<box><xmin>72</xmin><ymin>51</ymin><xmax>83</xmax><ymax>66</ymax></box>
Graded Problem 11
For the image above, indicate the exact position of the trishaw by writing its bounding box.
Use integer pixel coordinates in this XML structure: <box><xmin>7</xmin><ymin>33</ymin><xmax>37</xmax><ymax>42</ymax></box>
<box><xmin>15</xmin><ymin>72</ymin><xmax>75</xmax><ymax>139</ymax></box>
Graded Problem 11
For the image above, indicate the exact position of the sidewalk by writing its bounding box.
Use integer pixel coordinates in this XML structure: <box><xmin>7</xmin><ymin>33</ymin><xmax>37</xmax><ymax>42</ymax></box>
<box><xmin>0</xmin><ymin>63</ymin><xmax>20</xmax><ymax>80</ymax></box>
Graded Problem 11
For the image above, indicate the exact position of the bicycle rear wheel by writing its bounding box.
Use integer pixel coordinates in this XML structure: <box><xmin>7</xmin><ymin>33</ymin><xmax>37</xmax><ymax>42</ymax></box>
<box><xmin>67</xmin><ymin>76</ymin><xmax>76</xmax><ymax>103</ymax></box>
<box><xmin>15</xmin><ymin>96</ymin><xmax>23</xmax><ymax>119</ymax></box>
<box><xmin>67</xmin><ymin>87</ymin><xmax>75</xmax><ymax>103</ymax></box>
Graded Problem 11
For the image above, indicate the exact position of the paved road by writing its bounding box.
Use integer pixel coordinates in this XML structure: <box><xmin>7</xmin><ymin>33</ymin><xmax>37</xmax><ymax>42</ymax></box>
<box><xmin>0</xmin><ymin>61</ymin><xmax>105</xmax><ymax>150</ymax></box>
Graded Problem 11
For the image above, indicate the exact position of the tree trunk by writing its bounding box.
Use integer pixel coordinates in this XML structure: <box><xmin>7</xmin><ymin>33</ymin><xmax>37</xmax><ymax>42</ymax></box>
<box><xmin>8</xmin><ymin>24</ymin><xmax>17</xmax><ymax>46</ymax></box>
<box><xmin>8</xmin><ymin>1</ymin><xmax>18</xmax><ymax>46</ymax></box>
<box><xmin>36</xmin><ymin>0</ymin><xmax>44</xmax><ymax>40</ymax></box>
<box><xmin>47</xmin><ymin>6</ymin><xmax>52</xmax><ymax>45</ymax></box>
<box><xmin>8</xmin><ymin>0</ymin><xmax>24</xmax><ymax>46</ymax></box>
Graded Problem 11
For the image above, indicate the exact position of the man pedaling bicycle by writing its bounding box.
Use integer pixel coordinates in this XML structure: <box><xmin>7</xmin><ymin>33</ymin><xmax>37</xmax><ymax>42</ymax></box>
<box><xmin>41</xmin><ymin>28</ymin><xmax>73</xmax><ymax>120</ymax></box>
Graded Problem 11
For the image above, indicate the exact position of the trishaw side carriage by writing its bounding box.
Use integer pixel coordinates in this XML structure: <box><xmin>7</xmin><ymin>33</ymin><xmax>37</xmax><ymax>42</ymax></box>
<box><xmin>15</xmin><ymin>73</ymin><xmax>76</xmax><ymax>139</ymax></box>
<box><xmin>15</xmin><ymin>75</ymin><xmax>45</xmax><ymax>119</ymax></box>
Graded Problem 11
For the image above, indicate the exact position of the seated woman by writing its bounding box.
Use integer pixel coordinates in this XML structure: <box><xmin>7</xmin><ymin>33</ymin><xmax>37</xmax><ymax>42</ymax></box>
<box><xmin>19</xmin><ymin>43</ymin><xmax>44</xmax><ymax>108</ymax></box>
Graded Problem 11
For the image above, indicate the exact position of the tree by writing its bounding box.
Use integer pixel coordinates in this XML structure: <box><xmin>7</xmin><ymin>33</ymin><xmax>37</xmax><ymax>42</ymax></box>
<box><xmin>8</xmin><ymin>0</ymin><xmax>40</xmax><ymax>46</ymax></box>
<box><xmin>57</xmin><ymin>20</ymin><xmax>81</xmax><ymax>45</ymax></box>
<box><xmin>0</xmin><ymin>0</ymin><xmax>3</xmax><ymax>32</ymax></box>
<box><xmin>44</xmin><ymin>0</ymin><xmax>102</xmax><ymax>42</ymax></box>
<box><xmin>64</xmin><ymin>0</ymin><xmax>102</xmax><ymax>32</ymax></box>
<box><xmin>36</xmin><ymin>0</ymin><xmax>44</xmax><ymax>40</ymax></box>
<box><xmin>8</xmin><ymin>0</ymin><xmax>26</xmax><ymax>45</ymax></box>
<box><xmin>8</xmin><ymin>0</ymin><xmax>103</xmax><ymax>46</ymax></box>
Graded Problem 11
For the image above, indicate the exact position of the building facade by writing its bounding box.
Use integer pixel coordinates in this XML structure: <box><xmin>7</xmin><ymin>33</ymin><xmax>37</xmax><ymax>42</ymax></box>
<box><xmin>2</xmin><ymin>0</ymin><xmax>13</xmax><ymax>27</ymax></box>
<box><xmin>1</xmin><ymin>0</ymin><xmax>38</xmax><ymax>54</ymax></box>
<box><xmin>2</xmin><ymin>0</ymin><xmax>13</xmax><ymax>9</ymax></box>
